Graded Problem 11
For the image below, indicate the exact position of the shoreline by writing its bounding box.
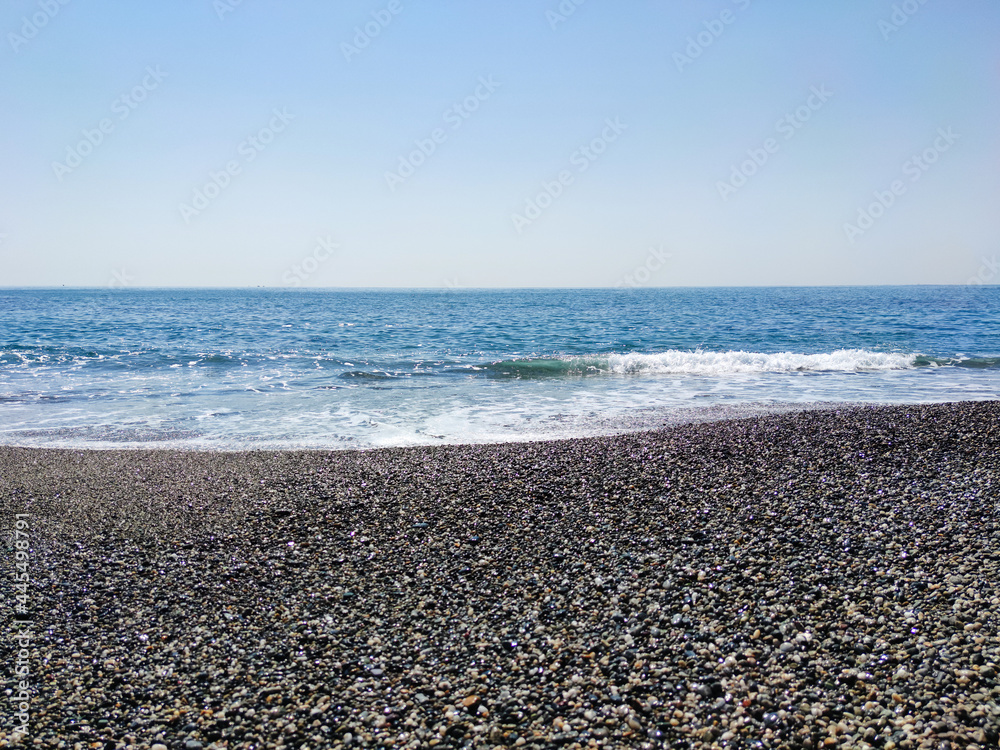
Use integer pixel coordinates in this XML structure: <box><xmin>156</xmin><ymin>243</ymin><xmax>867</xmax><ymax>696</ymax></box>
<box><xmin>0</xmin><ymin>399</ymin><xmax>913</xmax><ymax>454</ymax></box>
<box><xmin>2</xmin><ymin>401</ymin><xmax>998</xmax><ymax>748</ymax></box>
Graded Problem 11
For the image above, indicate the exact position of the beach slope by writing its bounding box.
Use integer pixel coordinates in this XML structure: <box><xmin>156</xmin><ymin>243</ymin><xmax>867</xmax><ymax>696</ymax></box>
<box><xmin>2</xmin><ymin>401</ymin><xmax>999</xmax><ymax>748</ymax></box>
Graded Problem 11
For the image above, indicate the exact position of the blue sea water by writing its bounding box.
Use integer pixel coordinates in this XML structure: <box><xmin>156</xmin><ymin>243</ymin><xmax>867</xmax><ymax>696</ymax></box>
<box><xmin>1</xmin><ymin>286</ymin><xmax>998</xmax><ymax>449</ymax></box>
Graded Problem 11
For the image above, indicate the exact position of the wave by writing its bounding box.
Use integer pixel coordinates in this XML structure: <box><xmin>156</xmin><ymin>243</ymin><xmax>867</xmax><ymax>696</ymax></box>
<box><xmin>482</xmin><ymin>349</ymin><xmax>937</xmax><ymax>378</ymax></box>
<box><xmin>914</xmin><ymin>355</ymin><xmax>1000</xmax><ymax>369</ymax></box>
<box><xmin>338</xmin><ymin>370</ymin><xmax>395</xmax><ymax>380</ymax></box>
<box><xmin>4</xmin><ymin>344</ymin><xmax>1000</xmax><ymax>380</ymax></box>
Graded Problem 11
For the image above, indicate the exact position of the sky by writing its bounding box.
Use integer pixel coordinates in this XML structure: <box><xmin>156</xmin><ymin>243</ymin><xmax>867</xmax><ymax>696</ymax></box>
<box><xmin>1</xmin><ymin>0</ymin><xmax>998</xmax><ymax>288</ymax></box>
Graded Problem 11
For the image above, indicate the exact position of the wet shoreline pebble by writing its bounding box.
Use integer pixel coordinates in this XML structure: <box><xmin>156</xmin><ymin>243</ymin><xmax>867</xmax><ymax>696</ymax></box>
<box><xmin>1</xmin><ymin>401</ymin><xmax>998</xmax><ymax>748</ymax></box>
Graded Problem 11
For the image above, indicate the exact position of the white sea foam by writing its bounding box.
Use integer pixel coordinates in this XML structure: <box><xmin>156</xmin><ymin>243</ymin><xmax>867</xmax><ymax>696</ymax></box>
<box><xmin>603</xmin><ymin>349</ymin><xmax>917</xmax><ymax>375</ymax></box>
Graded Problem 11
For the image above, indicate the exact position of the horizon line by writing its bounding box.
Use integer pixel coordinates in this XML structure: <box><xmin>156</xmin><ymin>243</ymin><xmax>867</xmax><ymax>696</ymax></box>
<box><xmin>2</xmin><ymin>283</ymin><xmax>995</xmax><ymax>291</ymax></box>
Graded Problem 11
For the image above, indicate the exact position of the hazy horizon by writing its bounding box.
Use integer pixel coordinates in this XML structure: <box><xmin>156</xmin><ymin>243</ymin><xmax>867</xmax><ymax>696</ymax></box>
<box><xmin>3</xmin><ymin>283</ymin><xmax>998</xmax><ymax>290</ymax></box>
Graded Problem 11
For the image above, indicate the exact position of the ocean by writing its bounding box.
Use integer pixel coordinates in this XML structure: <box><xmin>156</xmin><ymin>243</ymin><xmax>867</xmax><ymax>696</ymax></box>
<box><xmin>1</xmin><ymin>286</ymin><xmax>998</xmax><ymax>450</ymax></box>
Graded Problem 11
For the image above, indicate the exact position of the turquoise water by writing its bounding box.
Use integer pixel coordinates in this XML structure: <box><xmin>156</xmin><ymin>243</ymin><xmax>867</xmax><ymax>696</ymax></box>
<box><xmin>1</xmin><ymin>286</ymin><xmax>998</xmax><ymax>449</ymax></box>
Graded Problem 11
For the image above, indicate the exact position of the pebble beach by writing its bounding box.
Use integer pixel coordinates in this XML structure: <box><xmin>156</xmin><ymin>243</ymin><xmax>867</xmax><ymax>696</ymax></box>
<box><xmin>2</xmin><ymin>401</ymin><xmax>999</xmax><ymax>749</ymax></box>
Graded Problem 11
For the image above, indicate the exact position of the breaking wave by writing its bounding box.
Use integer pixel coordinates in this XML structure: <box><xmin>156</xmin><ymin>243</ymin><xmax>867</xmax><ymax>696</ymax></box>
<box><xmin>483</xmin><ymin>349</ymin><xmax>929</xmax><ymax>378</ymax></box>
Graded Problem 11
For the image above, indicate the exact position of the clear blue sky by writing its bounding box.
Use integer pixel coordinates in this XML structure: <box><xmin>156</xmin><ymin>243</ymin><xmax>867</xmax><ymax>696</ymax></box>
<box><xmin>1</xmin><ymin>0</ymin><xmax>998</xmax><ymax>287</ymax></box>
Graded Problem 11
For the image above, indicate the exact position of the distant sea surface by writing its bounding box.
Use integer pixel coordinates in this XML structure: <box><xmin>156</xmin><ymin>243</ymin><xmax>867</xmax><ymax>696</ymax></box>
<box><xmin>2</xmin><ymin>287</ymin><xmax>998</xmax><ymax>450</ymax></box>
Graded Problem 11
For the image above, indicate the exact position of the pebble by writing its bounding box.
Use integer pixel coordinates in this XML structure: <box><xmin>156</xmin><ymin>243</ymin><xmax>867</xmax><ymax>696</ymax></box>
<box><xmin>3</xmin><ymin>401</ymin><xmax>999</xmax><ymax>749</ymax></box>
